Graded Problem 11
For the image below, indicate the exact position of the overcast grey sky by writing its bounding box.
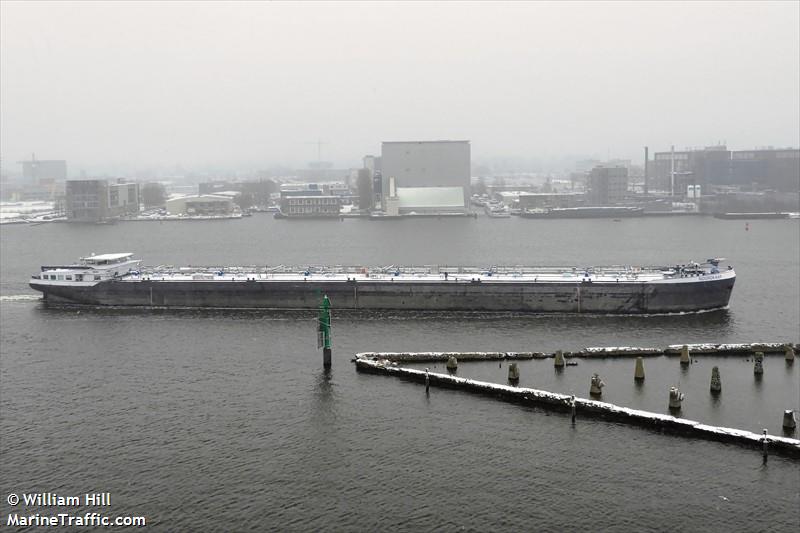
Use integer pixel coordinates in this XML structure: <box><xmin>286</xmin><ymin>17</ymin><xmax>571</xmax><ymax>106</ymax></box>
<box><xmin>1</xmin><ymin>1</ymin><xmax>798</xmax><ymax>173</ymax></box>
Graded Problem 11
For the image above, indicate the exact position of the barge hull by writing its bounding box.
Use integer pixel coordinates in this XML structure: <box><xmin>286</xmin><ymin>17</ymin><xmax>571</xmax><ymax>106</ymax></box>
<box><xmin>31</xmin><ymin>277</ymin><xmax>735</xmax><ymax>314</ymax></box>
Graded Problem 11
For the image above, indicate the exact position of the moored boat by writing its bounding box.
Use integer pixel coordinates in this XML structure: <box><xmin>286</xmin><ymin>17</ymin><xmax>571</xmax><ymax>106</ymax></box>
<box><xmin>484</xmin><ymin>202</ymin><xmax>511</xmax><ymax>218</ymax></box>
<box><xmin>521</xmin><ymin>206</ymin><xmax>644</xmax><ymax>219</ymax></box>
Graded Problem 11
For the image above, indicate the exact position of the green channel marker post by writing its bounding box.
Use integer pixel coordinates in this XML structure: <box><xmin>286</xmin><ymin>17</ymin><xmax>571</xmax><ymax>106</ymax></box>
<box><xmin>318</xmin><ymin>294</ymin><xmax>332</xmax><ymax>368</ymax></box>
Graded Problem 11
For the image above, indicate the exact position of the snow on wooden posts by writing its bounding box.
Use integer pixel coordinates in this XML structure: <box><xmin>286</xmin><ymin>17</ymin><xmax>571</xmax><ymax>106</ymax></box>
<box><xmin>353</xmin><ymin>343</ymin><xmax>798</xmax><ymax>364</ymax></box>
<box><xmin>665</xmin><ymin>342</ymin><xmax>790</xmax><ymax>355</ymax></box>
<box><xmin>353</xmin><ymin>351</ymin><xmax>544</xmax><ymax>363</ymax></box>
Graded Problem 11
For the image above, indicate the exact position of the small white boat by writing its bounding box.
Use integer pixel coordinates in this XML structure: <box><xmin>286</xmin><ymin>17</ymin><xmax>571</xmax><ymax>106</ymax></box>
<box><xmin>484</xmin><ymin>202</ymin><xmax>511</xmax><ymax>218</ymax></box>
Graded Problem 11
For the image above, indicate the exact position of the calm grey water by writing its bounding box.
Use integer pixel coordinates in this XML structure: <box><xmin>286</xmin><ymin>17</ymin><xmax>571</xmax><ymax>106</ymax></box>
<box><xmin>1</xmin><ymin>215</ymin><xmax>799</xmax><ymax>532</ymax></box>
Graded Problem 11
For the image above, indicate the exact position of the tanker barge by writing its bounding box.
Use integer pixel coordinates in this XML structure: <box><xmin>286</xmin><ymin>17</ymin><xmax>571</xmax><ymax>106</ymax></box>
<box><xmin>29</xmin><ymin>253</ymin><xmax>736</xmax><ymax>314</ymax></box>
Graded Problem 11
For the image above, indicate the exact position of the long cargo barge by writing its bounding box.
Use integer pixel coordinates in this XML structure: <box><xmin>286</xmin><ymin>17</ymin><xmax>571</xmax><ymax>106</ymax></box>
<box><xmin>29</xmin><ymin>253</ymin><xmax>736</xmax><ymax>314</ymax></box>
<box><xmin>520</xmin><ymin>206</ymin><xmax>644</xmax><ymax>219</ymax></box>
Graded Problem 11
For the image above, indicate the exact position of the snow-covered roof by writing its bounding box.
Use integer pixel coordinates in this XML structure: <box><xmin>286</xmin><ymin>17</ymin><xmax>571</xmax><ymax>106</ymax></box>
<box><xmin>81</xmin><ymin>253</ymin><xmax>134</xmax><ymax>262</ymax></box>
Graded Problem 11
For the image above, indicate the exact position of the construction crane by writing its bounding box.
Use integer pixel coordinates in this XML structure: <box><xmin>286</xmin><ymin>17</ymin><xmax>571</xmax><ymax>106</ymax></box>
<box><xmin>304</xmin><ymin>139</ymin><xmax>329</xmax><ymax>165</ymax></box>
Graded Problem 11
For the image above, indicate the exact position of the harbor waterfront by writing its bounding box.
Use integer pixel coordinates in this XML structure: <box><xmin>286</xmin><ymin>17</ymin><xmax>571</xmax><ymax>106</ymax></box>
<box><xmin>1</xmin><ymin>215</ymin><xmax>799</xmax><ymax>531</ymax></box>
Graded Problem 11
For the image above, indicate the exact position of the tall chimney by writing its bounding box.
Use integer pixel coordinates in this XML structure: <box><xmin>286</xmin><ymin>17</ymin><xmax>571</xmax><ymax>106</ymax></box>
<box><xmin>644</xmin><ymin>146</ymin><xmax>649</xmax><ymax>195</ymax></box>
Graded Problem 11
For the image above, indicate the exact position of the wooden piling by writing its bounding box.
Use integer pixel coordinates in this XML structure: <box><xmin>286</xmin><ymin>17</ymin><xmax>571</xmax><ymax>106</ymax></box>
<box><xmin>680</xmin><ymin>345</ymin><xmax>690</xmax><ymax>365</ymax></box>
<box><xmin>589</xmin><ymin>373</ymin><xmax>604</xmax><ymax>397</ymax></box>
<box><xmin>570</xmin><ymin>395</ymin><xmax>576</xmax><ymax>423</ymax></box>
<box><xmin>446</xmin><ymin>356</ymin><xmax>458</xmax><ymax>372</ymax></box>
<box><xmin>783</xmin><ymin>410</ymin><xmax>797</xmax><ymax>431</ymax></box>
<box><xmin>710</xmin><ymin>366</ymin><xmax>722</xmax><ymax>393</ymax></box>
<box><xmin>668</xmin><ymin>386</ymin><xmax>684</xmax><ymax>410</ymax></box>
<box><xmin>634</xmin><ymin>357</ymin><xmax>645</xmax><ymax>381</ymax></box>
<box><xmin>754</xmin><ymin>352</ymin><xmax>764</xmax><ymax>375</ymax></box>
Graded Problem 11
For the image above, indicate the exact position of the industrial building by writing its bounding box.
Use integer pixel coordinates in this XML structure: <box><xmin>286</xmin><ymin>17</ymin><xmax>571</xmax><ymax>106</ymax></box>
<box><xmin>108</xmin><ymin>182</ymin><xmax>140</xmax><ymax>212</ymax></box>
<box><xmin>380</xmin><ymin>140</ymin><xmax>470</xmax><ymax>214</ymax></box>
<box><xmin>730</xmin><ymin>148</ymin><xmax>800</xmax><ymax>192</ymax></box>
<box><xmin>650</xmin><ymin>146</ymin><xmax>799</xmax><ymax>194</ymax></box>
<box><xmin>165</xmin><ymin>195</ymin><xmax>235</xmax><ymax>216</ymax></box>
<box><xmin>65</xmin><ymin>180</ymin><xmax>108</xmax><ymax>222</ymax></box>
<box><xmin>382</xmin><ymin>178</ymin><xmax>466</xmax><ymax>216</ymax></box>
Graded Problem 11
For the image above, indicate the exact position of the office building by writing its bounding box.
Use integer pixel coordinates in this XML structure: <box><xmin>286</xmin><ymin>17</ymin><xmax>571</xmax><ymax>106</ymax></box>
<box><xmin>586</xmin><ymin>166</ymin><xmax>628</xmax><ymax>205</ymax></box>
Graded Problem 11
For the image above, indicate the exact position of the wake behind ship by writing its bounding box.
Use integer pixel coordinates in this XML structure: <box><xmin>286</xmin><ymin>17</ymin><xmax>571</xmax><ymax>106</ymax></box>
<box><xmin>29</xmin><ymin>253</ymin><xmax>736</xmax><ymax>314</ymax></box>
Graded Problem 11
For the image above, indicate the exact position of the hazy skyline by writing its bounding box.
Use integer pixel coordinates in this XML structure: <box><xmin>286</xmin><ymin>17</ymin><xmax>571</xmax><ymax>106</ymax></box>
<box><xmin>2</xmin><ymin>1</ymin><xmax>798</xmax><ymax>174</ymax></box>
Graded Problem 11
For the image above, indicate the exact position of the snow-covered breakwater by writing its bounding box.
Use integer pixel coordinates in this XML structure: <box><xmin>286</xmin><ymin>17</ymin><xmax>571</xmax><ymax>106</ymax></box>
<box><xmin>355</xmin><ymin>342</ymin><xmax>795</xmax><ymax>362</ymax></box>
<box><xmin>354</xmin><ymin>356</ymin><xmax>800</xmax><ymax>458</ymax></box>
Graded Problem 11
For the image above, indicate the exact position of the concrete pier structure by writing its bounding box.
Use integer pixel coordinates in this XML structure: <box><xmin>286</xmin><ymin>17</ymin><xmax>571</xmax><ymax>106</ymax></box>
<box><xmin>554</xmin><ymin>350</ymin><xmax>565</xmax><ymax>368</ymax></box>
<box><xmin>354</xmin><ymin>355</ymin><xmax>800</xmax><ymax>458</ymax></box>
<box><xmin>508</xmin><ymin>363</ymin><xmax>520</xmax><ymax>383</ymax></box>
<box><xmin>352</xmin><ymin>342</ymin><xmax>796</xmax><ymax>364</ymax></box>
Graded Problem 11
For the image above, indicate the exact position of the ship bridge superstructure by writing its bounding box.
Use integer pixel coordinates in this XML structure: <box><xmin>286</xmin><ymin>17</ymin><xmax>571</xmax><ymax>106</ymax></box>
<box><xmin>31</xmin><ymin>252</ymin><xmax>141</xmax><ymax>286</ymax></box>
